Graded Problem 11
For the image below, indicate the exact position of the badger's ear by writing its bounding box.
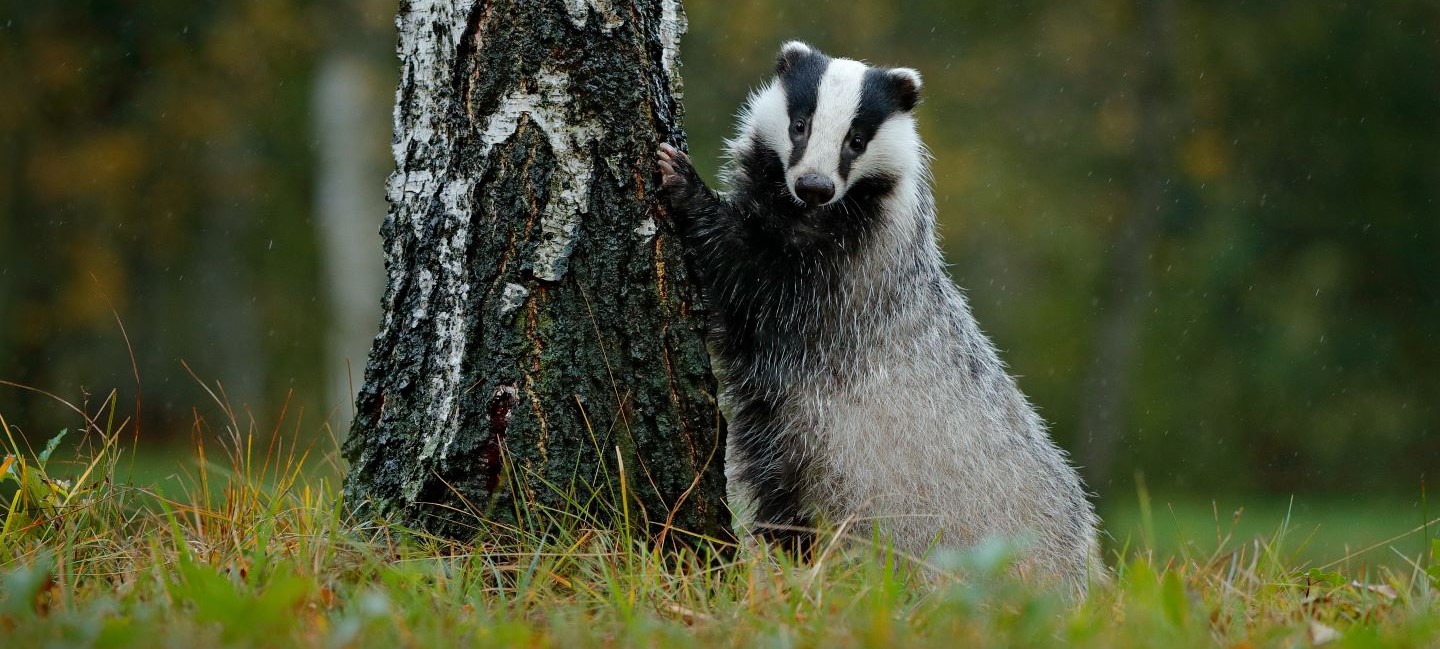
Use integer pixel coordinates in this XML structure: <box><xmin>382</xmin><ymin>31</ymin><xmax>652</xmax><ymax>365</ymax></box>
<box><xmin>890</xmin><ymin>67</ymin><xmax>923</xmax><ymax>111</ymax></box>
<box><xmin>775</xmin><ymin>41</ymin><xmax>814</xmax><ymax>75</ymax></box>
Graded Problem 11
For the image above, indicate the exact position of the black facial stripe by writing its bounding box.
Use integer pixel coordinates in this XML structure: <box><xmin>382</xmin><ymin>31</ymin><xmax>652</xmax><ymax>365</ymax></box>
<box><xmin>857</xmin><ymin>68</ymin><xmax>905</xmax><ymax>128</ymax></box>
<box><xmin>781</xmin><ymin>52</ymin><xmax>829</xmax><ymax>167</ymax></box>
<box><xmin>788</xmin><ymin>129</ymin><xmax>808</xmax><ymax>168</ymax></box>
<box><xmin>838</xmin><ymin>141</ymin><xmax>859</xmax><ymax>180</ymax></box>
<box><xmin>839</xmin><ymin>69</ymin><xmax>905</xmax><ymax>180</ymax></box>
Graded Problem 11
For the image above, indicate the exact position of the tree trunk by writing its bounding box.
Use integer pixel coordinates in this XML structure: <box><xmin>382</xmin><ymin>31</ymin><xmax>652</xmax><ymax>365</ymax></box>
<box><xmin>0</xmin><ymin>147</ymin><xmax>12</xmax><ymax>364</ymax></box>
<box><xmin>313</xmin><ymin>28</ymin><xmax>386</xmax><ymax>432</ymax></box>
<box><xmin>342</xmin><ymin>0</ymin><xmax>728</xmax><ymax>544</ymax></box>
<box><xmin>1078</xmin><ymin>0</ymin><xmax>1175</xmax><ymax>489</ymax></box>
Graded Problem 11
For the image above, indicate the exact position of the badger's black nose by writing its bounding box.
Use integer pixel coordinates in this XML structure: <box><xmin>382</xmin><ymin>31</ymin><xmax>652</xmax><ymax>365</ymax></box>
<box><xmin>794</xmin><ymin>173</ymin><xmax>835</xmax><ymax>206</ymax></box>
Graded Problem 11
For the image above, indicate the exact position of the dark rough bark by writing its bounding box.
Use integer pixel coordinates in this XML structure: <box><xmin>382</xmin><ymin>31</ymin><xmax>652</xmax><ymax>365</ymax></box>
<box><xmin>342</xmin><ymin>0</ymin><xmax>728</xmax><ymax>543</ymax></box>
<box><xmin>1078</xmin><ymin>0</ymin><xmax>1176</xmax><ymax>489</ymax></box>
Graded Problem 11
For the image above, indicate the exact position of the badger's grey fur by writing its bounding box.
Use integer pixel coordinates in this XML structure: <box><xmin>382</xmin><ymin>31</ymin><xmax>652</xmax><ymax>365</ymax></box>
<box><xmin>657</xmin><ymin>41</ymin><xmax>1103</xmax><ymax>594</ymax></box>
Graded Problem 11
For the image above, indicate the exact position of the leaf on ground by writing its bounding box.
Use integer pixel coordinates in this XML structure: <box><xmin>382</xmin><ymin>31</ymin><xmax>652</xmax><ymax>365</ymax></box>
<box><xmin>1308</xmin><ymin>620</ymin><xmax>1341</xmax><ymax>645</ymax></box>
<box><xmin>38</xmin><ymin>429</ymin><xmax>67</xmax><ymax>466</ymax></box>
<box><xmin>1350</xmin><ymin>580</ymin><xmax>1398</xmax><ymax>601</ymax></box>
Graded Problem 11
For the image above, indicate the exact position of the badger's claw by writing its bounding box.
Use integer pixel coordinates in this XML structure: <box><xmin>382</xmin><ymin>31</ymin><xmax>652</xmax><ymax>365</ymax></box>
<box><xmin>656</xmin><ymin>143</ymin><xmax>699</xmax><ymax>202</ymax></box>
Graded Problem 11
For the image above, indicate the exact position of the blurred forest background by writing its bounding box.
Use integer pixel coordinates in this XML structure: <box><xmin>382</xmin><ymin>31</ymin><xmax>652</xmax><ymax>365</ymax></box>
<box><xmin>1</xmin><ymin>0</ymin><xmax>1437</xmax><ymax>529</ymax></box>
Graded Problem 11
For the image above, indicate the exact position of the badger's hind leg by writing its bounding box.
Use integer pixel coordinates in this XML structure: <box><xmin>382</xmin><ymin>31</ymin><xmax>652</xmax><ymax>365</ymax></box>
<box><xmin>747</xmin><ymin>465</ymin><xmax>815</xmax><ymax>560</ymax></box>
<box><xmin>728</xmin><ymin>400</ymin><xmax>817</xmax><ymax>561</ymax></box>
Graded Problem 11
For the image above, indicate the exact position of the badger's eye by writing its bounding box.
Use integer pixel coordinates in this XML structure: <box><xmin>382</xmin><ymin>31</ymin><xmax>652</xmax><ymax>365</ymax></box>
<box><xmin>848</xmin><ymin>132</ymin><xmax>867</xmax><ymax>153</ymax></box>
<box><xmin>790</xmin><ymin>117</ymin><xmax>807</xmax><ymax>136</ymax></box>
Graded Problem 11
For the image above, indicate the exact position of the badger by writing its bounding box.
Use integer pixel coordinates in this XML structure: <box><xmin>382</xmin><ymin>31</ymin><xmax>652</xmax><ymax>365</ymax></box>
<box><xmin>656</xmin><ymin>41</ymin><xmax>1103</xmax><ymax>594</ymax></box>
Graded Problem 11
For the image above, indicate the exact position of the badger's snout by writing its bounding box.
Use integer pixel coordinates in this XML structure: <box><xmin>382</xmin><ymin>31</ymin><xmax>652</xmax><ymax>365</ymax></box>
<box><xmin>794</xmin><ymin>172</ymin><xmax>836</xmax><ymax>207</ymax></box>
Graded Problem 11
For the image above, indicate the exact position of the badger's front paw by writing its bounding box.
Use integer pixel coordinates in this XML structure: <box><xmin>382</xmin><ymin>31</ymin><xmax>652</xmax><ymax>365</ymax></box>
<box><xmin>656</xmin><ymin>143</ymin><xmax>701</xmax><ymax>205</ymax></box>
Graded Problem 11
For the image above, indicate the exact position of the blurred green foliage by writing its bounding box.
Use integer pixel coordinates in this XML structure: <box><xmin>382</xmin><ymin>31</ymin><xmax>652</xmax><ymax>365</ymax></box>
<box><xmin>682</xmin><ymin>0</ymin><xmax>1439</xmax><ymax>497</ymax></box>
<box><xmin>0</xmin><ymin>0</ymin><xmax>1436</xmax><ymax>501</ymax></box>
<box><xmin>0</xmin><ymin>0</ymin><xmax>392</xmax><ymax>437</ymax></box>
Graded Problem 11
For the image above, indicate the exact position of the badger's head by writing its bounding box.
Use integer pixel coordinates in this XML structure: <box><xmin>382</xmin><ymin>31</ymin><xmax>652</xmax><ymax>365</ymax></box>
<box><xmin>728</xmin><ymin>41</ymin><xmax>925</xmax><ymax>209</ymax></box>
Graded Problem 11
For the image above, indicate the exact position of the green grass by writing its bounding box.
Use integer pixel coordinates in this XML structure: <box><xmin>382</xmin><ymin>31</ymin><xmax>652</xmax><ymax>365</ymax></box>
<box><xmin>1103</xmin><ymin>494</ymin><xmax>1433</xmax><ymax>573</ymax></box>
<box><xmin>3</xmin><ymin>391</ymin><xmax>1438</xmax><ymax>647</ymax></box>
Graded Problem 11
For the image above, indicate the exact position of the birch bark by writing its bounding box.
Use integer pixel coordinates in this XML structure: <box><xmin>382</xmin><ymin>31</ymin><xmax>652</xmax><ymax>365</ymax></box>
<box><xmin>342</xmin><ymin>0</ymin><xmax>728</xmax><ymax>542</ymax></box>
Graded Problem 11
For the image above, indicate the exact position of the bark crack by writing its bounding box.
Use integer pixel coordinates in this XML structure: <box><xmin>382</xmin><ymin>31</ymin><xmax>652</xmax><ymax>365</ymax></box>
<box><xmin>482</xmin><ymin>384</ymin><xmax>518</xmax><ymax>492</ymax></box>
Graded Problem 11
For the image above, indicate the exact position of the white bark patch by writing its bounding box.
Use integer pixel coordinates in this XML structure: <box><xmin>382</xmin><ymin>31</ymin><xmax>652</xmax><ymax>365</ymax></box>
<box><xmin>634</xmin><ymin>217</ymin><xmax>657</xmax><ymax>241</ymax></box>
<box><xmin>417</xmin><ymin>170</ymin><xmax>481</xmax><ymax>466</ymax></box>
<box><xmin>477</xmin><ymin>68</ymin><xmax>601</xmax><ymax>282</ymax></box>
<box><xmin>563</xmin><ymin>0</ymin><xmax>623</xmax><ymax>31</ymax></box>
<box><xmin>384</xmin><ymin>0</ymin><xmax>481</xmax><ymax>497</ymax></box>
<box><xmin>658</xmin><ymin>0</ymin><xmax>686</xmax><ymax>78</ymax></box>
<box><xmin>498</xmin><ymin>282</ymin><xmax>529</xmax><ymax>315</ymax></box>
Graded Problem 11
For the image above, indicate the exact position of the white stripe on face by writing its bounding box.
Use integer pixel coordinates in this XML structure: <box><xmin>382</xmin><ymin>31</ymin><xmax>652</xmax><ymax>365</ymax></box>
<box><xmin>744</xmin><ymin>81</ymin><xmax>790</xmax><ymax>163</ymax></box>
<box><xmin>787</xmin><ymin>59</ymin><xmax>867</xmax><ymax>205</ymax></box>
